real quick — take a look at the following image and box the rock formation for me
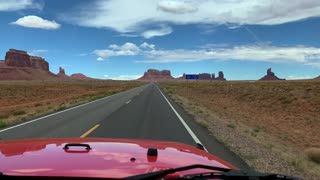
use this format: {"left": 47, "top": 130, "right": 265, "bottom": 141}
{"left": 0, "top": 49, "right": 95, "bottom": 80}
{"left": 215, "top": 71, "right": 226, "bottom": 81}
{"left": 0, "top": 49, "right": 58, "bottom": 80}
{"left": 30, "top": 56, "right": 49, "bottom": 71}
{"left": 4, "top": 49, "right": 49, "bottom": 71}
{"left": 70, "top": 73, "right": 92, "bottom": 80}
{"left": 199, "top": 73, "right": 212, "bottom": 80}
{"left": 5, "top": 49, "right": 31, "bottom": 67}
{"left": 59, "top": 67, "right": 65, "bottom": 74}
{"left": 57, "top": 67, "right": 68, "bottom": 78}
{"left": 177, "top": 71, "right": 226, "bottom": 81}
{"left": 138, "top": 69, "right": 174, "bottom": 80}
{"left": 259, "top": 68, "right": 285, "bottom": 80}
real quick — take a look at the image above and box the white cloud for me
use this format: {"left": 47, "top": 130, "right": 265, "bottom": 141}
{"left": 199, "top": 43, "right": 229, "bottom": 49}
{"left": 109, "top": 42, "right": 140, "bottom": 52}
{"left": 103, "top": 74, "right": 109, "bottom": 78}
{"left": 0, "top": 0, "right": 43, "bottom": 11}
{"left": 97, "top": 57, "right": 104, "bottom": 61}
{"left": 140, "top": 42, "right": 155, "bottom": 49}
{"left": 141, "top": 26, "right": 172, "bottom": 38}
{"left": 304, "top": 62, "right": 320, "bottom": 67}
{"left": 28, "top": 49, "right": 48, "bottom": 56}
{"left": 64, "top": 0, "right": 320, "bottom": 36}
{"left": 11, "top": 15, "right": 61, "bottom": 29}
{"left": 109, "top": 75, "right": 142, "bottom": 80}
{"left": 93, "top": 42, "right": 320, "bottom": 68}
{"left": 228, "top": 25, "right": 241, "bottom": 29}
{"left": 118, "top": 33, "right": 139, "bottom": 37}
{"left": 94, "top": 42, "right": 140, "bottom": 59}
{"left": 157, "top": 0, "right": 197, "bottom": 14}
{"left": 138, "top": 45, "right": 320, "bottom": 64}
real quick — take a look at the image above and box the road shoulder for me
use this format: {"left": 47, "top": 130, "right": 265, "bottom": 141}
{"left": 156, "top": 84, "right": 251, "bottom": 171}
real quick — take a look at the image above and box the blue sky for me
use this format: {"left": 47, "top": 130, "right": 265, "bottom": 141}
{"left": 0, "top": 0, "right": 320, "bottom": 80}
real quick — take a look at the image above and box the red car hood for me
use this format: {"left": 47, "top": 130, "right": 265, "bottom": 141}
{"left": 0, "top": 138, "right": 237, "bottom": 178}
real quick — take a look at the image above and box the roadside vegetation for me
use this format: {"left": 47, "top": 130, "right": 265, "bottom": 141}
{"left": 160, "top": 80, "right": 320, "bottom": 179}
{"left": 0, "top": 80, "right": 145, "bottom": 127}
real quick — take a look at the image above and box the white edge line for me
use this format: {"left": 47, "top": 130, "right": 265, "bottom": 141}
{"left": 156, "top": 85, "right": 208, "bottom": 152}
{"left": 0, "top": 85, "right": 146, "bottom": 133}
{"left": 126, "top": 100, "right": 131, "bottom": 104}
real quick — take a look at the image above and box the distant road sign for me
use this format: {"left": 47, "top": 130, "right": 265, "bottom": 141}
{"left": 185, "top": 74, "right": 199, "bottom": 80}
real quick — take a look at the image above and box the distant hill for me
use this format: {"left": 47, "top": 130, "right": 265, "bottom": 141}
{"left": 70, "top": 73, "right": 93, "bottom": 80}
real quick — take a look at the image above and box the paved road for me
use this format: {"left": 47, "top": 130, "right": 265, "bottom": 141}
{"left": 0, "top": 83, "right": 250, "bottom": 170}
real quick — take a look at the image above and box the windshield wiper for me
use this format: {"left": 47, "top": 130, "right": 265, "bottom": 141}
{"left": 123, "top": 164, "right": 302, "bottom": 180}
{"left": 123, "top": 164, "right": 230, "bottom": 180}
{"left": 181, "top": 169, "right": 302, "bottom": 180}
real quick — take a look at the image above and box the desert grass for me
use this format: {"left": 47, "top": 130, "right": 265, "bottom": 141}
{"left": 160, "top": 80, "right": 320, "bottom": 179}
{"left": 0, "top": 80, "right": 145, "bottom": 126}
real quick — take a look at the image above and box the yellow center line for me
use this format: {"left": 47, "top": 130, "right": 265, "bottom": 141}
{"left": 80, "top": 124, "right": 100, "bottom": 138}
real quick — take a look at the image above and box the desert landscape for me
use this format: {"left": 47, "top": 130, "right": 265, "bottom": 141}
{"left": 0, "top": 49, "right": 145, "bottom": 126}
{"left": 0, "top": 80, "right": 145, "bottom": 127}
{"left": 1, "top": 48, "right": 319, "bottom": 179}
{"left": 159, "top": 80, "right": 320, "bottom": 179}
{"left": 2, "top": 1, "right": 320, "bottom": 179}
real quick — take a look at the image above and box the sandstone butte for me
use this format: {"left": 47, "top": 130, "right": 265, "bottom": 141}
{"left": 0, "top": 49, "right": 92, "bottom": 80}
{"left": 259, "top": 68, "right": 285, "bottom": 81}
{"left": 138, "top": 69, "right": 174, "bottom": 81}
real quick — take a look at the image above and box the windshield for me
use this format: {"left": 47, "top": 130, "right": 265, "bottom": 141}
{"left": 0, "top": 0, "right": 319, "bottom": 179}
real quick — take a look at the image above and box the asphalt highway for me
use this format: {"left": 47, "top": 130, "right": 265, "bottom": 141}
{"left": 0, "top": 83, "right": 250, "bottom": 170}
